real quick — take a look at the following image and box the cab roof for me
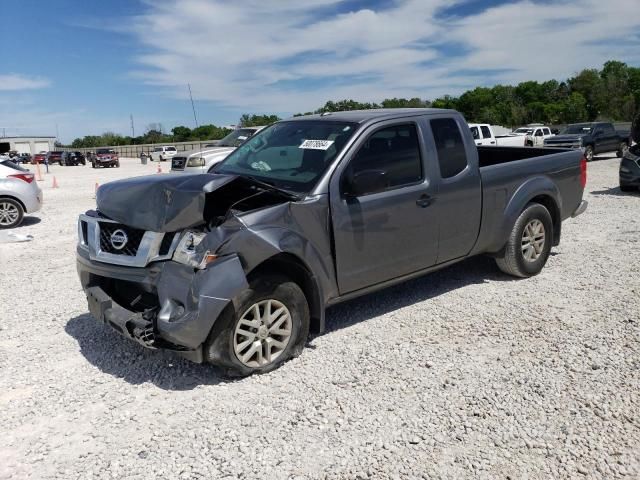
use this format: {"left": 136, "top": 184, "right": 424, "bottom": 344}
{"left": 283, "top": 108, "right": 457, "bottom": 124}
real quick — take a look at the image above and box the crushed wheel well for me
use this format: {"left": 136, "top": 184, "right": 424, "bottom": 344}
{"left": 247, "top": 253, "right": 323, "bottom": 333}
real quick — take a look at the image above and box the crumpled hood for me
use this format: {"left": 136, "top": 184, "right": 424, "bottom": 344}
{"left": 96, "top": 173, "right": 237, "bottom": 232}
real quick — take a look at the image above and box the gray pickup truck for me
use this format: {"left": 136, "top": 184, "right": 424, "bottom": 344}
{"left": 77, "top": 109, "right": 588, "bottom": 376}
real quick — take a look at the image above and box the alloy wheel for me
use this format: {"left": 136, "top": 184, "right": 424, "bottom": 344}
{"left": 521, "top": 219, "right": 545, "bottom": 262}
{"left": 233, "top": 299, "right": 293, "bottom": 368}
{"left": 0, "top": 202, "right": 20, "bottom": 226}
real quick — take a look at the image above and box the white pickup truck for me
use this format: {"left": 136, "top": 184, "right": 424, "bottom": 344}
{"left": 523, "top": 125, "right": 555, "bottom": 147}
{"left": 468, "top": 124, "right": 525, "bottom": 147}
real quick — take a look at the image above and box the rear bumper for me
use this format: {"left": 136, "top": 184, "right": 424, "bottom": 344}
{"left": 76, "top": 249, "right": 249, "bottom": 362}
{"left": 571, "top": 200, "right": 588, "bottom": 218}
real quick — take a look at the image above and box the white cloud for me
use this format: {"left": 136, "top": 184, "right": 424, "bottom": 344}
{"left": 123, "top": 0, "right": 639, "bottom": 113}
{"left": 0, "top": 74, "right": 51, "bottom": 91}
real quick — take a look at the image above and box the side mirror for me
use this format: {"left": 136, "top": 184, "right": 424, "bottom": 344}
{"left": 344, "top": 170, "right": 388, "bottom": 197}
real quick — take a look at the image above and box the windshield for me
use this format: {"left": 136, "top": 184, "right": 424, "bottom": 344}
{"left": 514, "top": 128, "right": 532, "bottom": 134}
{"left": 562, "top": 124, "right": 592, "bottom": 134}
{"left": 217, "top": 129, "right": 259, "bottom": 147}
{"left": 213, "top": 121, "right": 358, "bottom": 193}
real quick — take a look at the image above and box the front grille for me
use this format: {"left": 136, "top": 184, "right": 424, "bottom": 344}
{"left": 99, "top": 222, "right": 145, "bottom": 256}
{"left": 172, "top": 157, "right": 186, "bottom": 170}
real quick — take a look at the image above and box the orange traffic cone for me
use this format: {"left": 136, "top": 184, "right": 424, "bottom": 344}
{"left": 157, "top": 164, "right": 162, "bottom": 174}
{"left": 35, "top": 162, "right": 43, "bottom": 181}
{"left": 52, "top": 176, "right": 59, "bottom": 188}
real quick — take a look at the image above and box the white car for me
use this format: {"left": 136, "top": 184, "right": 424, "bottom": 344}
{"left": 0, "top": 159, "right": 42, "bottom": 229}
{"left": 150, "top": 145, "right": 178, "bottom": 162}
{"left": 468, "top": 124, "right": 525, "bottom": 147}
{"left": 524, "top": 125, "right": 555, "bottom": 147}
{"left": 170, "top": 127, "right": 264, "bottom": 174}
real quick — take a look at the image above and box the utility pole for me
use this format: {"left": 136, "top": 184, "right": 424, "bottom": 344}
{"left": 188, "top": 83, "right": 199, "bottom": 128}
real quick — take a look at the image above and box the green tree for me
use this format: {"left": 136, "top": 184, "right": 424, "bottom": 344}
{"left": 172, "top": 125, "right": 192, "bottom": 142}
{"left": 239, "top": 114, "right": 281, "bottom": 127}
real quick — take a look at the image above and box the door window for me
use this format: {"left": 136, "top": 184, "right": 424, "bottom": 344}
{"left": 470, "top": 126, "right": 480, "bottom": 140}
{"left": 480, "top": 126, "right": 492, "bottom": 139}
{"left": 344, "top": 124, "right": 423, "bottom": 196}
{"left": 430, "top": 118, "right": 468, "bottom": 178}
{"left": 535, "top": 129, "right": 543, "bottom": 137}
{"left": 543, "top": 128, "right": 551, "bottom": 135}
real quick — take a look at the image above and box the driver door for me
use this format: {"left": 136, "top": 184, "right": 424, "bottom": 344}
{"left": 329, "top": 121, "right": 439, "bottom": 294}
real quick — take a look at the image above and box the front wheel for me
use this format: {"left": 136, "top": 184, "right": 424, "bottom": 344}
{"left": 617, "top": 142, "right": 629, "bottom": 158}
{"left": 205, "top": 276, "right": 310, "bottom": 377}
{"left": 495, "top": 203, "right": 553, "bottom": 278}
{"left": 0, "top": 198, "right": 24, "bottom": 229}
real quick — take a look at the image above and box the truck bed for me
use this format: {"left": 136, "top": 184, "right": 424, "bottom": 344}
{"left": 478, "top": 146, "right": 563, "bottom": 167}
{"left": 471, "top": 145, "right": 586, "bottom": 256}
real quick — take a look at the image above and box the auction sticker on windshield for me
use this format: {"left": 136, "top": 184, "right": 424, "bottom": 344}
{"left": 299, "top": 139, "right": 334, "bottom": 150}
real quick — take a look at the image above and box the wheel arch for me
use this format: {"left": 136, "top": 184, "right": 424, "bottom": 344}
{"left": 247, "top": 252, "right": 324, "bottom": 334}
{"left": 496, "top": 177, "right": 562, "bottom": 251}
{"left": 0, "top": 194, "right": 26, "bottom": 212}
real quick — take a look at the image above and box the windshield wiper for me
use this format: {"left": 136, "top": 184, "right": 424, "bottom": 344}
{"left": 242, "top": 175, "right": 302, "bottom": 200}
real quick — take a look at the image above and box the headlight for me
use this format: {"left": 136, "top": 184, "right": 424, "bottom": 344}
{"left": 186, "top": 157, "right": 205, "bottom": 167}
{"left": 172, "top": 230, "right": 216, "bottom": 269}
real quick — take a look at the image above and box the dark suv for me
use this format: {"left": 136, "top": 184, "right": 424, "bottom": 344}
{"left": 61, "top": 151, "right": 86, "bottom": 166}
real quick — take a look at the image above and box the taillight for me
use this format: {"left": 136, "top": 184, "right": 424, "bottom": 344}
{"left": 8, "top": 173, "right": 35, "bottom": 184}
{"left": 580, "top": 156, "right": 587, "bottom": 188}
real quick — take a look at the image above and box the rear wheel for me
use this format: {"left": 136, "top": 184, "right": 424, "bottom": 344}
{"left": 620, "top": 184, "right": 635, "bottom": 192}
{"left": 617, "top": 142, "right": 629, "bottom": 158}
{"left": 584, "top": 145, "right": 594, "bottom": 161}
{"left": 0, "top": 198, "right": 24, "bottom": 229}
{"left": 205, "top": 276, "right": 309, "bottom": 377}
{"left": 495, "top": 203, "right": 553, "bottom": 278}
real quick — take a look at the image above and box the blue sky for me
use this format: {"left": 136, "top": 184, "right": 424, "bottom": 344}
{"left": 1, "top": 0, "right": 639, "bottom": 143}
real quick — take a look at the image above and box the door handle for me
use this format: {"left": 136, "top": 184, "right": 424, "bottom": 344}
{"left": 490, "top": 141, "right": 495, "bottom": 144}
{"left": 416, "top": 194, "right": 433, "bottom": 208}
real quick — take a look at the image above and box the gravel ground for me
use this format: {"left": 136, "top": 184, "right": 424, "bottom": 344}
{"left": 0, "top": 155, "right": 639, "bottom": 479}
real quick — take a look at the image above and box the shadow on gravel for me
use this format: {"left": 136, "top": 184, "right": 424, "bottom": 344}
{"left": 65, "top": 314, "right": 230, "bottom": 390}
{"left": 66, "top": 256, "right": 513, "bottom": 387}
{"left": 323, "top": 255, "right": 514, "bottom": 334}
{"left": 590, "top": 187, "right": 638, "bottom": 197}
{"left": 15, "top": 216, "right": 42, "bottom": 228}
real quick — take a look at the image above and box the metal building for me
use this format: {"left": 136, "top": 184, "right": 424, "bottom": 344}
{"left": 0, "top": 136, "right": 56, "bottom": 155}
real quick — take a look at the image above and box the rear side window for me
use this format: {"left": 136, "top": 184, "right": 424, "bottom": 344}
{"left": 543, "top": 128, "right": 551, "bottom": 135}
{"left": 430, "top": 118, "right": 468, "bottom": 178}
{"left": 480, "top": 126, "right": 491, "bottom": 139}
{"left": 346, "top": 124, "right": 423, "bottom": 195}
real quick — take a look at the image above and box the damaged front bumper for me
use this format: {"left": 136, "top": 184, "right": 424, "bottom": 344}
{"left": 76, "top": 248, "right": 248, "bottom": 363}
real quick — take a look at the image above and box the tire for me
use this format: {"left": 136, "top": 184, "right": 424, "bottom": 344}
{"left": 617, "top": 142, "right": 629, "bottom": 158}
{"left": 92, "top": 162, "right": 96, "bottom": 168}
{"left": 584, "top": 145, "right": 594, "bottom": 162}
{"left": 159, "top": 156, "right": 164, "bottom": 162}
{"left": 204, "top": 276, "right": 310, "bottom": 377}
{"left": 620, "top": 184, "right": 635, "bottom": 192}
{"left": 495, "top": 203, "right": 553, "bottom": 278}
{"left": 116, "top": 161, "right": 120, "bottom": 168}
{"left": 0, "top": 198, "right": 24, "bottom": 229}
